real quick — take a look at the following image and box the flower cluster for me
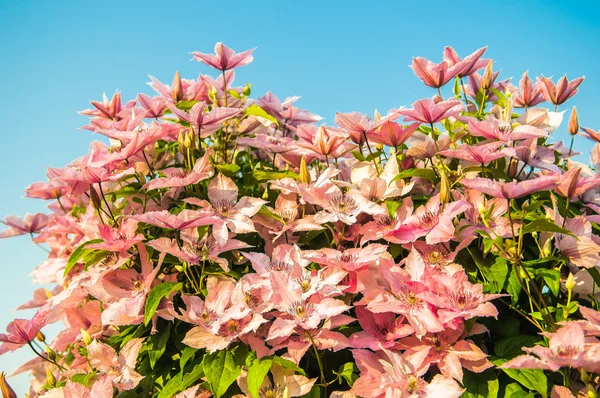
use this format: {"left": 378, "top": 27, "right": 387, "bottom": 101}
{"left": 1, "top": 42, "right": 600, "bottom": 397}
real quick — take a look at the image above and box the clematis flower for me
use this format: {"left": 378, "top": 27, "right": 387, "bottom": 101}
{"left": 517, "top": 107, "right": 565, "bottom": 133}
{"left": 397, "top": 98, "right": 464, "bottom": 125}
{"left": 581, "top": 127, "right": 600, "bottom": 143}
{"left": 0, "top": 213, "right": 50, "bottom": 238}
{"left": 501, "top": 322, "right": 600, "bottom": 372}
{"left": 440, "top": 142, "right": 512, "bottom": 164}
{"left": 87, "top": 219, "right": 144, "bottom": 255}
{"left": 296, "top": 125, "right": 355, "bottom": 160}
{"left": 349, "top": 158, "right": 414, "bottom": 201}
{"left": 129, "top": 209, "right": 219, "bottom": 230}
{"left": 136, "top": 93, "right": 167, "bottom": 118}
{"left": 460, "top": 175, "right": 558, "bottom": 200}
{"left": 513, "top": 139, "right": 562, "bottom": 173}
{"left": 334, "top": 111, "right": 373, "bottom": 145}
{"left": 257, "top": 91, "right": 322, "bottom": 128}
{"left": 145, "top": 148, "right": 214, "bottom": 190}
{"left": 400, "top": 327, "right": 492, "bottom": 382}
{"left": 0, "top": 304, "right": 51, "bottom": 350}
{"left": 44, "top": 375, "right": 114, "bottom": 398}
{"left": 537, "top": 75, "right": 585, "bottom": 106}
{"left": 351, "top": 348, "right": 464, "bottom": 398}
{"left": 443, "top": 46, "right": 489, "bottom": 78}
{"left": 192, "top": 42, "right": 255, "bottom": 71}
{"left": 555, "top": 167, "right": 600, "bottom": 199}
{"left": 387, "top": 194, "right": 470, "bottom": 244}
{"left": 410, "top": 48, "right": 478, "bottom": 88}
{"left": 166, "top": 101, "right": 240, "bottom": 138}
{"left": 349, "top": 306, "right": 413, "bottom": 350}
{"left": 514, "top": 71, "right": 545, "bottom": 108}
{"left": 459, "top": 189, "right": 513, "bottom": 240}
{"left": 148, "top": 74, "right": 209, "bottom": 103}
{"left": 87, "top": 338, "right": 145, "bottom": 391}
{"left": 468, "top": 117, "right": 548, "bottom": 142}
{"left": 236, "top": 133, "right": 296, "bottom": 154}
{"left": 184, "top": 174, "right": 266, "bottom": 246}
{"left": 236, "top": 364, "right": 317, "bottom": 398}
{"left": 368, "top": 120, "right": 420, "bottom": 148}
{"left": 79, "top": 90, "right": 132, "bottom": 120}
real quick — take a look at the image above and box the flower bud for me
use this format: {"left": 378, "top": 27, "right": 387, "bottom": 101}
{"left": 481, "top": 61, "right": 494, "bottom": 90}
{"left": 568, "top": 106, "right": 579, "bottom": 136}
{"left": 46, "top": 368, "right": 56, "bottom": 388}
{"left": 81, "top": 328, "right": 92, "bottom": 345}
{"left": 183, "top": 131, "right": 193, "bottom": 149}
{"left": 433, "top": 95, "right": 443, "bottom": 104}
{"left": 299, "top": 156, "right": 312, "bottom": 185}
{"left": 565, "top": 273, "right": 576, "bottom": 291}
{"left": 373, "top": 110, "right": 381, "bottom": 123}
{"left": 243, "top": 83, "right": 252, "bottom": 97}
{"left": 89, "top": 185, "right": 102, "bottom": 210}
{"left": 588, "top": 384, "right": 598, "bottom": 398}
{"left": 172, "top": 71, "right": 184, "bottom": 102}
{"left": 35, "top": 331, "right": 45, "bottom": 342}
{"left": 0, "top": 372, "right": 17, "bottom": 398}
{"left": 439, "top": 168, "right": 451, "bottom": 205}
{"left": 519, "top": 266, "right": 528, "bottom": 280}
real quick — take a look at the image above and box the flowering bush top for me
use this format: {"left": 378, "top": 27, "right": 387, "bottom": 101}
{"left": 1, "top": 42, "right": 600, "bottom": 398}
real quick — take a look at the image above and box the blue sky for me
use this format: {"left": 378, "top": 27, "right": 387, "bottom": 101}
{"left": 1, "top": 0, "right": 599, "bottom": 393}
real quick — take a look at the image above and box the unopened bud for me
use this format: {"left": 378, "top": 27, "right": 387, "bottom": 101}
{"left": 183, "top": 132, "right": 193, "bottom": 149}
{"left": 566, "top": 273, "right": 576, "bottom": 291}
{"left": 439, "top": 168, "right": 451, "bottom": 205}
{"left": 373, "top": 110, "right": 381, "bottom": 123}
{"left": 46, "top": 369, "right": 56, "bottom": 388}
{"left": 375, "top": 144, "right": 384, "bottom": 152}
{"left": 45, "top": 347, "right": 56, "bottom": 362}
{"left": 299, "top": 156, "right": 312, "bottom": 184}
{"left": 243, "top": 83, "right": 252, "bottom": 97}
{"left": 519, "top": 266, "right": 528, "bottom": 280}
{"left": 172, "top": 71, "right": 183, "bottom": 102}
{"left": 588, "top": 384, "right": 598, "bottom": 398}
{"left": 89, "top": 185, "right": 102, "bottom": 210}
{"left": 481, "top": 61, "right": 494, "bottom": 90}
{"left": 0, "top": 372, "right": 17, "bottom": 398}
{"left": 433, "top": 95, "right": 443, "bottom": 104}
{"left": 568, "top": 106, "right": 579, "bottom": 136}
{"left": 81, "top": 328, "right": 92, "bottom": 345}
{"left": 35, "top": 331, "right": 45, "bottom": 342}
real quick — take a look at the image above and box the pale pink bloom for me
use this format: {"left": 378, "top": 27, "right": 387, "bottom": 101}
{"left": 350, "top": 159, "right": 414, "bottom": 201}
{"left": 166, "top": 101, "right": 240, "bottom": 138}
{"left": 578, "top": 306, "right": 600, "bottom": 336}
{"left": 410, "top": 51, "right": 467, "bottom": 88}
{"left": 369, "top": 120, "right": 420, "bottom": 148}
{"left": 514, "top": 71, "right": 545, "bottom": 108}
{"left": 358, "top": 198, "right": 413, "bottom": 245}
{"left": 458, "top": 189, "right": 513, "bottom": 240}
{"left": 237, "top": 133, "right": 296, "bottom": 153}
{"left": 388, "top": 195, "right": 470, "bottom": 244}
{"left": 184, "top": 174, "right": 266, "bottom": 246}
{"left": 192, "top": 42, "right": 255, "bottom": 71}
{"left": 25, "top": 181, "right": 67, "bottom": 200}
{"left": 129, "top": 209, "right": 219, "bottom": 230}
{"left": 16, "top": 287, "right": 60, "bottom": 311}
{"left": 468, "top": 117, "right": 548, "bottom": 142}
{"left": 581, "top": 127, "right": 600, "bottom": 143}
{"left": 87, "top": 219, "right": 144, "bottom": 255}
{"left": 556, "top": 167, "right": 600, "bottom": 199}
{"left": 45, "top": 375, "right": 114, "bottom": 398}
{"left": 145, "top": 148, "right": 214, "bottom": 190}
{"left": 148, "top": 231, "right": 249, "bottom": 271}
{"left": 305, "top": 244, "right": 391, "bottom": 273}
{"left": 537, "top": 75, "right": 585, "bottom": 106}
{"left": 362, "top": 265, "right": 443, "bottom": 337}
{"left": 513, "top": 139, "right": 562, "bottom": 173}
{"left": 501, "top": 323, "right": 600, "bottom": 372}
{"left": 242, "top": 244, "right": 309, "bottom": 278}
{"left": 424, "top": 271, "right": 503, "bottom": 324}
{"left": 401, "top": 327, "right": 492, "bottom": 382}
{"left": 335, "top": 111, "right": 373, "bottom": 145}
{"left": 236, "top": 364, "right": 317, "bottom": 398}
{"left": 349, "top": 306, "right": 413, "bottom": 350}
{"left": 440, "top": 142, "right": 512, "bottom": 164}
{"left": 443, "top": 46, "right": 489, "bottom": 78}
{"left": 517, "top": 107, "right": 565, "bottom": 133}
{"left": 148, "top": 75, "right": 209, "bottom": 103}
{"left": 79, "top": 90, "right": 133, "bottom": 120}
{"left": 257, "top": 91, "right": 322, "bottom": 128}
{"left": 405, "top": 132, "right": 453, "bottom": 159}
{"left": 136, "top": 93, "right": 166, "bottom": 118}
{"left": 296, "top": 125, "right": 355, "bottom": 159}
{"left": 397, "top": 98, "right": 464, "bottom": 124}
{"left": 0, "top": 304, "right": 51, "bottom": 349}
{"left": 351, "top": 348, "right": 464, "bottom": 398}
{"left": 404, "top": 242, "right": 466, "bottom": 276}
{"left": 551, "top": 385, "right": 577, "bottom": 398}
{"left": 460, "top": 175, "right": 558, "bottom": 200}
{"left": 88, "top": 338, "right": 145, "bottom": 391}
{"left": 252, "top": 193, "right": 322, "bottom": 242}
{"left": 0, "top": 213, "right": 50, "bottom": 238}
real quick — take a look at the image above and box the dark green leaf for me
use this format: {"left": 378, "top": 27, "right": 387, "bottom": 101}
{"left": 493, "top": 359, "right": 547, "bottom": 397}
{"left": 247, "top": 356, "right": 273, "bottom": 398}
{"left": 63, "top": 239, "right": 104, "bottom": 276}
{"left": 215, "top": 164, "right": 241, "bottom": 177}
{"left": 494, "top": 335, "right": 540, "bottom": 359}
{"left": 389, "top": 168, "right": 438, "bottom": 184}
{"left": 461, "top": 370, "right": 499, "bottom": 398}
{"left": 522, "top": 219, "right": 576, "bottom": 237}
{"left": 204, "top": 345, "right": 247, "bottom": 398}
{"left": 148, "top": 323, "right": 170, "bottom": 369}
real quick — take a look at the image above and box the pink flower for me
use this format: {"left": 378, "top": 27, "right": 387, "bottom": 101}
{"left": 87, "top": 219, "right": 145, "bottom": 255}
{"left": 501, "top": 323, "right": 600, "bottom": 372}
{"left": 257, "top": 91, "right": 322, "bottom": 128}
{"left": 556, "top": 167, "right": 600, "bottom": 199}
{"left": 440, "top": 142, "right": 512, "bottom": 164}
{"left": 368, "top": 120, "right": 420, "bottom": 148}
{"left": 0, "top": 213, "right": 50, "bottom": 238}
{"left": 443, "top": 46, "right": 489, "bottom": 78}
{"left": 129, "top": 209, "right": 219, "bottom": 230}
{"left": 460, "top": 175, "right": 558, "bottom": 200}
{"left": 145, "top": 148, "right": 215, "bottom": 190}
{"left": 137, "top": 93, "right": 166, "bottom": 118}
{"left": 296, "top": 125, "right": 355, "bottom": 159}
{"left": 397, "top": 98, "right": 464, "bottom": 124}
{"left": 468, "top": 117, "right": 548, "bottom": 142}
{"left": 192, "top": 42, "right": 255, "bottom": 71}
{"left": 166, "top": 101, "right": 240, "bottom": 138}
{"left": 0, "top": 304, "right": 50, "bottom": 349}
{"left": 87, "top": 338, "right": 145, "bottom": 391}
{"left": 349, "top": 306, "right": 413, "bottom": 350}
{"left": 537, "top": 75, "right": 585, "bottom": 106}
{"left": 79, "top": 91, "right": 132, "bottom": 120}
{"left": 515, "top": 71, "right": 545, "bottom": 108}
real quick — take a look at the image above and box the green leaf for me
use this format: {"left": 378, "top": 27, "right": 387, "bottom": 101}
{"left": 503, "top": 382, "right": 534, "bottom": 398}
{"left": 536, "top": 269, "right": 560, "bottom": 296}
{"left": 247, "top": 356, "right": 273, "bottom": 398}
{"left": 144, "top": 282, "right": 182, "bottom": 325}
{"left": 504, "top": 266, "right": 522, "bottom": 305}
{"left": 461, "top": 370, "right": 499, "bottom": 398}
{"left": 522, "top": 219, "right": 576, "bottom": 237}
{"left": 158, "top": 358, "right": 204, "bottom": 398}
{"left": 493, "top": 359, "right": 547, "bottom": 397}
{"left": 481, "top": 257, "right": 509, "bottom": 294}
{"left": 148, "top": 322, "right": 170, "bottom": 369}
{"left": 63, "top": 239, "right": 104, "bottom": 276}
{"left": 587, "top": 267, "right": 600, "bottom": 290}
{"left": 333, "top": 362, "right": 358, "bottom": 387}
{"left": 390, "top": 168, "right": 438, "bottom": 184}
{"left": 204, "top": 345, "right": 247, "bottom": 398}
{"left": 215, "top": 164, "right": 241, "bottom": 177}
{"left": 176, "top": 100, "right": 200, "bottom": 111}
{"left": 272, "top": 356, "right": 307, "bottom": 376}
{"left": 71, "top": 372, "right": 97, "bottom": 386}
{"left": 494, "top": 335, "right": 540, "bottom": 359}
{"left": 244, "top": 170, "right": 299, "bottom": 185}
{"left": 180, "top": 346, "right": 197, "bottom": 370}
{"left": 352, "top": 151, "right": 367, "bottom": 162}
{"left": 244, "top": 104, "right": 279, "bottom": 127}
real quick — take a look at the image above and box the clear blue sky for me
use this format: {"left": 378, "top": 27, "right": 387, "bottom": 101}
{"left": 1, "top": 0, "right": 599, "bottom": 393}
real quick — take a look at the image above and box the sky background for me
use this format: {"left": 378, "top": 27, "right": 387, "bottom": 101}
{"left": 1, "top": 0, "right": 599, "bottom": 394}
